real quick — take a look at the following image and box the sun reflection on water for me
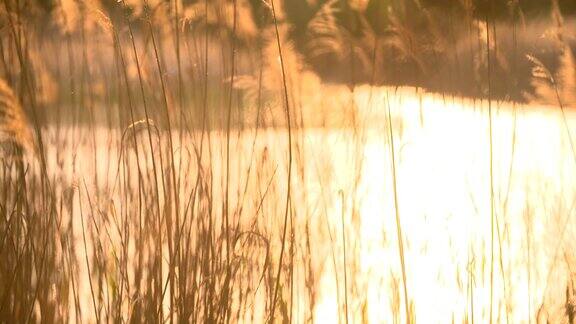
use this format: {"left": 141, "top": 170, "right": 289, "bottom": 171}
{"left": 45, "top": 86, "right": 576, "bottom": 323}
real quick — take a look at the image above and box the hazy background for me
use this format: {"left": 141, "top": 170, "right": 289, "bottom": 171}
{"left": 3, "top": 0, "right": 576, "bottom": 126}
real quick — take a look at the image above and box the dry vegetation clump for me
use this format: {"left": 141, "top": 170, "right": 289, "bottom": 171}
{"left": 0, "top": 79, "right": 33, "bottom": 155}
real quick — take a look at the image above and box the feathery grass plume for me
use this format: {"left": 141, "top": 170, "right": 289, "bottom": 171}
{"left": 304, "top": 0, "right": 375, "bottom": 78}
{"left": 526, "top": 50, "right": 576, "bottom": 169}
{"left": 53, "top": 0, "right": 80, "bottom": 34}
{"left": 232, "top": 0, "right": 259, "bottom": 40}
{"left": 525, "top": 51, "right": 575, "bottom": 106}
{"left": 472, "top": 20, "right": 510, "bottom": 93}
{"left": 92, "top": 8, "right": 114, "bottom": 32}
{"left": 182, "top": 1, "right": 219, "bottom": 30}
{"left": 87, "top": 9, "right": 115, "bottom": 62}
{"left": 305, "top": 0, "right": 343, "bottom": 60}
{"left": 551, "top": 0, "right": 576, "bottom": 105}
{"left": 526, "top": 0, "right": 575, "bottom": 106}
{"left": 222, "top": 14, "right": 322, "bottom": 120}
{"left": 0, "top": 78, "right": 33, "bottom": 155}
{"left": 183, "top": 0, "right": 258, "bottom": 43}
{"left": 53, "top": 0, "right": 106, "bottom": 35}
{"left": 271, "top": 34, "right": 322, "bottom": 118}
{"left": 27, "top": 44, "right": 59, "bottom": 106}
{"left": 382, "top": 4, "right": 429, "bottom": 75}
{"left": 353, "top": 14, "right": 386, "bottom": 78}
{"left": 123, "top": 0, "right": 147, "bottom": 18}
{"left": 137, "top": 0, "right": 179, "bottom": 41}
{"left": 81, "top": 0, "right": 107, "bottom": 33}
{"left": 263, "top": 25, "right": 307, "bottom": 88}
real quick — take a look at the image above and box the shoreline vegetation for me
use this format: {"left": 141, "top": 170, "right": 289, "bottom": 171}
{"left": 0, "top": 0, "right": 574, "bottom": 127}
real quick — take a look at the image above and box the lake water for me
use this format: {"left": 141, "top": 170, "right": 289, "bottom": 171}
{"left": 36, "top": 86, "right": 576, "bottom": 323}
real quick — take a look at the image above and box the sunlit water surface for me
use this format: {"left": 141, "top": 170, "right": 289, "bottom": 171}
{"left": 40, "top": 86, "right": 576, "bottom": 323}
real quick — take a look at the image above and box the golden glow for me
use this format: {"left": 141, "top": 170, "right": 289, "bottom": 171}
{"left": 43, "top": 86, "right": 576, "bottom": 323}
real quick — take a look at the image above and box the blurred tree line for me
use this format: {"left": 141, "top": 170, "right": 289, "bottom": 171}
{"left": 3, "top": 0, "right": 575, "bottom": 102}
